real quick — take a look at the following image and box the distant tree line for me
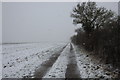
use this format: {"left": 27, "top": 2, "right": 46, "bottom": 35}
{"left": 71, "top": 2, "right": 120, "bottom": 68}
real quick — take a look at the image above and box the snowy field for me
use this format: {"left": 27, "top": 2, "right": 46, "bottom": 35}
{"left": 0, "top": 44, "right": 2, "bottom": 79}
{"left": 2, "top": 42, "right": 67, "bottom": 78}
{"left": 2, "top": 42, "right": 119, "bottom": 78}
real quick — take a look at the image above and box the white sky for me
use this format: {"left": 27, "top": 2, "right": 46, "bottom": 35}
{"left": 2, "top": 2, "right": 76, "bottom": 43}
{"left": 1, "top": 0, "right": 120, "bottom": 2}
{"left": 2, "top": 2, "right": 118, "bottom": 43}
{"left": 0, "top": 2, "right": 1, "bottom": 44}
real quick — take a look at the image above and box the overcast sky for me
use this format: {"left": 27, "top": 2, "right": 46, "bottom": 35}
{"left": 2, "top": 2, "right": 118, "bottom": 43}
{"left": 0, "top": 2, "right": 1, "bottom": 44}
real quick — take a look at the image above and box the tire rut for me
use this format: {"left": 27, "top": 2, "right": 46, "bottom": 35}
{"left": 65, "top": 43, "right": 80, "bottom": 78}
{"left": 33, "top": 45, "right": 67, "bottom": 78}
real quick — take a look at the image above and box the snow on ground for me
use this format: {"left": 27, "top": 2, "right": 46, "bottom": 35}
{"left": 44, "top": 43, "right": 118, "bottom": 78}
{"left": 0, "top": 44, "right": 2, "bottom": 79}
{"left": 2, "top": 42, "right": 66, "bottom": 78}
{"left": 2, "top": 42, "right": 119, "bottom": 78}
{"left": 43, "top": 44, "right": 70, "bottom": 78}
{"left": 73, "top": 44, "right": 118, "bottom": 78}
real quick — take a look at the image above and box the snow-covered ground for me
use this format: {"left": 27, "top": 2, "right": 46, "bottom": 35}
{"left": 43, "top": 43, "right": 119, "bottom": 78}
{"left": 2, "top": 42, "right": 66, "bottom": 78}
{"left": 73, "top": 45, "right": 119, "bottom": 78}
{"left": 0, "top": 44, "right": 2, "bottom": 79}
{"left": 44, "top": 44, "right": 70, "bottom": 78}
{"left": 2, "top": 42, "right": 119, "bottom": 78}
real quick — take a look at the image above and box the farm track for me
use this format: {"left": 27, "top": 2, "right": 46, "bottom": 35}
{"left": 33, "top": 45, "right": 67, "bottom": 78}
{"left": 65, "top": 43, "right": 80, "bottom": 78}
{"left": 33, "top": 43, "right": 81, "bottom": 78}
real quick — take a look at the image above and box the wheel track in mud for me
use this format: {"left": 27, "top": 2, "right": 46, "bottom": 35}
{"left": 65, "top": 43, "right": 81, "bottom": 79}
{"left": 23, "top": 43, "right": 81, "bottom": 79}
{"left": 32, "top": 44, "right": 68, "bottom": 78}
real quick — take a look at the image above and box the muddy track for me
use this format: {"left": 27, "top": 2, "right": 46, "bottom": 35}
{"left": 65, "top": 43, "right": 80, "bottom": 78}
{"left": 33, "top": 45, "right": 67, "bottom": 78}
